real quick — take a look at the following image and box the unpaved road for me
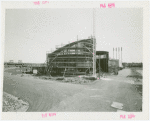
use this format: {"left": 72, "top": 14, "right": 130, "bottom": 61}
{"left": 3, "top": 69, "right": 142, "bottom": 112}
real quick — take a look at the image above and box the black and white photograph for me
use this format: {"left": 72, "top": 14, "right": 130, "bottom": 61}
{"left": 1, "top": 1, "right": 149, "bottom": 120}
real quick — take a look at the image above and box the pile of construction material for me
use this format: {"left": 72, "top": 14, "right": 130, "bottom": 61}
{"left": 57, "top": 76, "right": 97, "bottom": 84}
{"left": 36, "top": 76, "right": 97, "bottom": 84}
{"left": 3, "top": 92, "right": 29, "bottom": 112}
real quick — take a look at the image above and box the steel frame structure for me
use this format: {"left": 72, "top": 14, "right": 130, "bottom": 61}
{"left": 46, "top": 37, "right": 96, "bottom": 77}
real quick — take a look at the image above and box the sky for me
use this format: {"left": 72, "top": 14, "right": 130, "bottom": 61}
{"left": 4, "top": 8, "right": 143, "bottom": 63}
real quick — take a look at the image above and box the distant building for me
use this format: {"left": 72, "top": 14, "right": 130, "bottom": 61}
{"left": 108, "top": 59, "right": 119, "bottom": 73}
{"left": 18, "top": 60, "right": 22, "bottom": 63}
{"left": 96, "top": 51, "right": 109, "bottom": 73}
{"left": 9, "top": 60, "right": 14, "bottom": 63}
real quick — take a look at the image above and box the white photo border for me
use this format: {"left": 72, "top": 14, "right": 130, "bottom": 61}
{"left": 1, "top": 1, "right": 149, "bottom": 120}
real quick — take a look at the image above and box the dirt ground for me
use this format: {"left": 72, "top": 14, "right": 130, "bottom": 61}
{"left": 3, "top": 92, "right": 29, "bottom": 112}
{"left": 3, "top": 67, "right": 142, "bottom": 112}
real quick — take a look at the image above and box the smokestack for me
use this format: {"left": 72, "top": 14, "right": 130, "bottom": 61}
{"left": 116, "top": 48, "right": 117, "bottom": 59}
{"left": 118, "top": 47, "right": 120, "bottom": 61}
{"left": 113, "top": 48, "right": 114, "bottom": 59}
{"left": 121, "top": 47, "right": 122, "bottom": 63}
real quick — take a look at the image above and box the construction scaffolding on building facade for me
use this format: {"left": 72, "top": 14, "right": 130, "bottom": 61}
{"left": 45, "top": 37, "right": 96, "bottom": 77}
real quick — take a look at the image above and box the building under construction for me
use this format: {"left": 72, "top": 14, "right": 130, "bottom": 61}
{"left": 46, "top": 37, "right": 96, "bottom": 76}
{"left": 45, "top": 37, "right": 111, "bottom": 77}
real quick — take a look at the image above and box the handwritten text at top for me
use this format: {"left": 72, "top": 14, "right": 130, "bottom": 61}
{"left": 100, "top": 3, "right": 115, "bottom": 8}
{"left": 33, "top": 1, "right": 49, "bottom": 5}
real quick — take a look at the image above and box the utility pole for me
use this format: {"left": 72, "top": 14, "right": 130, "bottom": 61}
{"left": 93, "top": 37, "right": 96, "bottom": 77}
{"left": 99, "top": 55, "right": 101, "bottom": 79}
{"left": 92, "top": 8, "right": 96, "bottom": 77}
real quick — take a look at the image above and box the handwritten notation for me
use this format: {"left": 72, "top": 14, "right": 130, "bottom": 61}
{"left": 33, "top": 1, "right": 49, "bottom": 5}
{"left": 120, "top": 114, "right": 135, "bottom": 119}
{"left": 42, "top": 113, "right": 56, "bottom": 118}
{"left": 100, "top": 3, "right": 115, "bottom": 8}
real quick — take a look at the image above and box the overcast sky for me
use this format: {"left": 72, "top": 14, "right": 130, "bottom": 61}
{"left": 5, "top": 8, "right": 143, "bottom": 63}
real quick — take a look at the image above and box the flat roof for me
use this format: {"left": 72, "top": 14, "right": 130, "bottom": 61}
{"left": 96, "top": 51, "right": 109, "bottom": 55}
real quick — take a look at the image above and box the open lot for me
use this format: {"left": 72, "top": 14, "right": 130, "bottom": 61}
{"left": 3, "top": 67, "right": 142, "bottom": 112}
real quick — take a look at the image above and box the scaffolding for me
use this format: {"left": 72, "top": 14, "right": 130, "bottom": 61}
{"left": 46, "top": 37, "right": 96, "bottom": 77}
